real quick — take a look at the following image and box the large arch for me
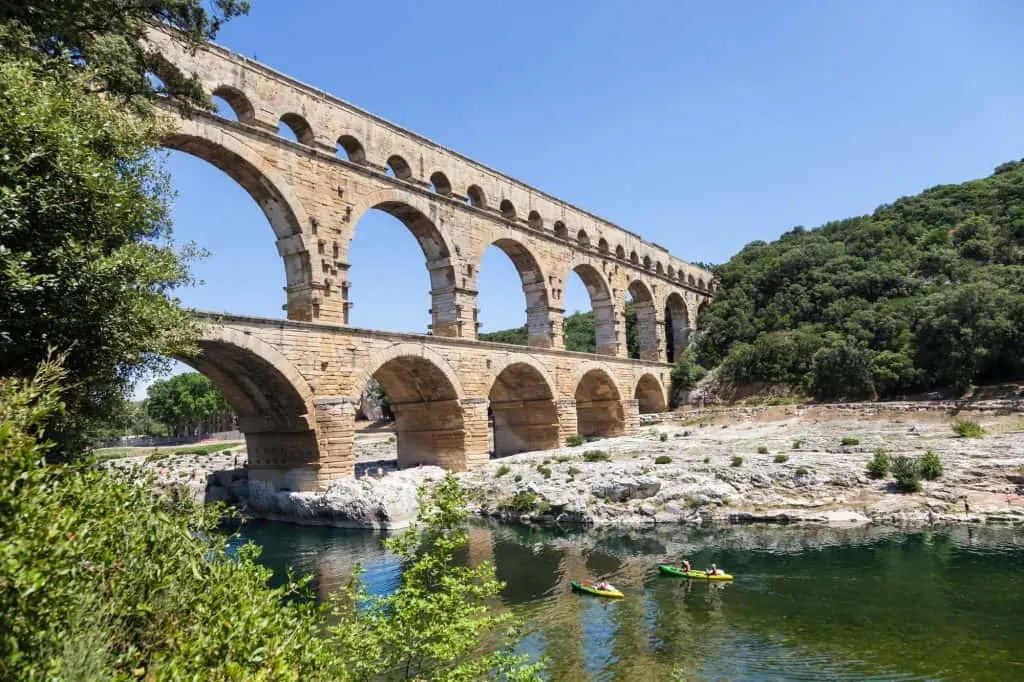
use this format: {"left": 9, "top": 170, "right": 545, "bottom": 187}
{"left": 664, "top": 292, "right": 690, "bottom": 363}
{"left": 351, "top": 345, "right": 469, "bottom": 470}
{"left": 626, "top": 279, "right": 659, "bottom": 361}
{"left": 483, "top": 237, "right": 552, "bottom": 347}
{"left": 634, "top": 373, "right": 666, "bottom": 414}
{"left": 181, "top": 325, "right": 319, "bottom": 490}
{"left": 574, "top": 368, "right": 624, "bottom": 438}
{"left": 570, "top": 264, "right": 618, "bottom": 355}
{"left": 488, "top": 360, "right": 559, "bottom": 456}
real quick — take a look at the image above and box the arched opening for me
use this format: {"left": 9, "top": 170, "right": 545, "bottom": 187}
{"left": 386, "top": 155, "right": 413, "bottom": 181}
{"left": 363, "top": 355, "right": 467, "bottom": 469}
{"left": 429, "top": 171, "right": 452, "bottom": 195}
{"left": 667, "top": 265, "right": 676, "bottom": 279}
{"left": 615, "top": 245, "right": 626, "bottom": 259}
{"left": 278, "top": 113, "right": 314, "bottom": 146}
{"left": 630, "top": 251, "right": 639, "bottom": 265}
{"left": 554, "top": 221, "right": 568, "bottom": 239}
{"left": 467, "top": 184, "right": 487, "bottom": 208}
{"left": 687, "top": 274, "right": 696, "bottom": 286}
{"left": 643, "top": 255, "right": 651, "bottom": 269}
{"left": 598, "top": 238, "right": 609, "bottom": 254}
{"left": 346, "top": 199, "right": 454, "bottom": 335}
{"left": 500, "top": 199, "right": 517, "bottom": 221}
{"left": 563, "top": 264, "right": 617, "bottom": 355}
{"left": 161, "top": 133, "right": 302, "bottom": 319}
{"left": 489, "top": 363, "right": 558, "bottom": 456}
{"left": 635, "top": 374, "right": 666, "bottom": 414}
{"left": 664, "top": 292, "right": 690, "bottom": 364}
{"left": 655, "top": 262, "right": 664, "bottom": 275}
{"left": 477, "top": 239, "right": 551, "bottom": 347}
{"left": 577, "top": 230, "right": 590, "bottom": 247}
{"left": 336, "top": 134, "right": 366, "bottom": 163}
{"left": 528, "top": 210, "right": 543, "bottom": 230}
{"left": 211, "top": 85, "right": 254, "bottom": 123}
{"left": 698, "top": 277, "right": 706, "bottom": 290}
{"left": 627, "top": 280, "right": 659, "bottom": 361}
{"left": 575, "top": 369, "right": 624, "bottom": 438}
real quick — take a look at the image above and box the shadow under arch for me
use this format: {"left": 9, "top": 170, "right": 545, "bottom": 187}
{"left": 483, "top": 237, "right": 553, "bottom": 347}
{"left": 634, "top": 373, "right": 666, "bottom": 414}
{"left": 487, "top": 358, "right": 559, "bottom": 457}
{"left": 574, "top": 366, "right": 624, "bottom": 438}
{"left": 664, "top": 292, "right": 690, "bottom": 363}
{"left": 179, "top": 324, "right": 319, "bottom": 490}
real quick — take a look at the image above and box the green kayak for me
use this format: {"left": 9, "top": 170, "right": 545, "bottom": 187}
{"left": 658, "top": 564, "right": 734, "bottom": 580}
{"left": 571, "top": 581, "right": 624, "bottom": 598}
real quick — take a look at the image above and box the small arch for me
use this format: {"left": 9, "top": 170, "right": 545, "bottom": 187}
{"left": 655, "top": 261, "right": 664, "bottom": 275}
{"left": 430, "top": 171, "right": 452, "bottom": 196}
{"left": 571, "top": 264, "right": 616, "bottom": 354}
{"left": 500, "top": 199, "right": 517, "bottom": 221}
{"left": 635, "top": 374, "right": 667, "bottom": 414}
{"left": 386, "top": 154, "right": 413, "bottom": 181}
{"left": 489, "top": 361, "right": 558, "bottom": 456}
{"left": 278, "top": 113, "right": 315, "bottom": 146}
{"left": 615, "top": 245, "right": 626, "bottom": 259}
{"left": 667, "top": 265, "right": 676, "bottom": 279}
{"left": 554, "top": 221, "right": 569, "bottom": 239}
{"left": 336, "top": 134, "right": 366, "bottom": 163}
{"left": 687, "top": 274, "right": 696, "bottom": 286}
{"left": 528, "top": 210, "right": 543, "bottom": 230}
{"left": 483, "top": 238, "right": 551, "bottom": 345}
{"left": 627, "top": 280, "right": 657, "bottom": 361}
{"left": 575, "top": 368, "right": 624, "bottom": 438}
{"left": 630, "top": 251, "right": 639, "bottom": 264}
{"left": 664, "top": 292, "right": 690, "bottom": 363}
{"left": 598, "top": 238, "right": 609, "bottom": 254}
{"left": 577, "top": 230, "right": 590, "bottom": 247}
{"left": 643, "top": 255, "right": 652, "bottom": 269}
{"left": 467, "top": 184, "right": 487, "bottom": 209}
{"left": 211, "top": 85, "right": 254, "bottom": 123}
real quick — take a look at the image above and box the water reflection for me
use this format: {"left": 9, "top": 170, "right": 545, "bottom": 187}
{"left": 231, "top": 521, "right": 1024, "bottom": 680}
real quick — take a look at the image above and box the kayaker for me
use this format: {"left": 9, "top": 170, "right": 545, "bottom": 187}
{"left": 682, "top": 559, "right": 692, "bottom": 572}
{"left": 597, "top": 580, "right": 616, "bottom": 592}
{"left": 707, "top": 563, "right": 721, "bottom": 576}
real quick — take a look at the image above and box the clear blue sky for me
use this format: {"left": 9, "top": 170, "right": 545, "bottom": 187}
{"left": 147, "top": 0, "right": 1024, "bottom": 394}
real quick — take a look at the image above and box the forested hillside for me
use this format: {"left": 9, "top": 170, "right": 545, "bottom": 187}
{"left": 697, "top": 160, "right": 1024, "bottom": 399}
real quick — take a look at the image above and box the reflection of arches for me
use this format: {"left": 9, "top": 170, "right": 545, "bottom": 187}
{"left": 575, "top": 368, "right": 624, "bottom": 438}
{"left": 467, "top": 184, "right": 487, "bottom": 208}
{"left": 571, "top": 264, "right": 618, "bottom": 355}
{"left": 279, "top": 113, "right": 314, "bottom": 145}
{"left": 634, "top": 373, "right": 666, "bottom": 414}
{"left": 337, "top": 134, "right": 366, "bottom": 163}
{"left": 429, "top": 171, "right": 452, "bottom": 195}
{"left": 486, "top": 238, "right": 552, "bottom": 346}
{"left": 352, "top": 345, "right": 468, "bottom": 469}
{"left": 627, "top": 280, "right": 659, "bottom": 361}
{"left": 211, "top": 85, "right": 254, "bottom": 122}
{"left": 488, "top": 360, "right": 559, "bottom": 456}
{"left": 664, "top": 292, "right": 690, "bottom": 363}
{"left": 386, "top": 154, "right": 413, "bottom": 180}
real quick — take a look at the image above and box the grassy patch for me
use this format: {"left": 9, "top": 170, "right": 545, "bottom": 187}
{"left": 703, "top": 456, "right": 711, "bottom": 464}
{"left": 773, "top": 454, "right": 789, "bottom": 463}
{"left": 583, "top": 450, "right": 611, "bottom": 462}
{"left": 536, "top": 464, "right": 552, "bottom": 479}
{"left": 565, "top": 434, "right": 584, "bottom": 447}
{"left": 495, "top": 464, "right": 511, "bottom": 477}
{"left": 654, "top": 455, "right": 672, "bottom": 465}
{"left": 731, "top": 456, "right": 743, "bottom": 467}
{"left": 756, "top": 445, "right": 769, "bottom": 454}
{"left": 796, "top": 466, "right": 809, "bottom": 476}
{"left": 952, "top": 419, "right": 985, "bottom": 438}
{"left": 866, "top": 448, "right": 891, "bottom": 479}
{"left": 567, "top": 466, "right": 581, "bottom": 477}
{"left": 841, "top": 436, "right": 860, "bottom": 447}
{"left": 792, "top": 440, "right": 803, "bottom": 450}
{"left": 659, "top": 432, "right": 669, "bottom": 442}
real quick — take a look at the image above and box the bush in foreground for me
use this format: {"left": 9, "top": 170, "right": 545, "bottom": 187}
{"left": 919, "top": 450, "right": 944, "bottom": 480}
{"left": 731, "top": 456, "right": 743, "bottom": 467}
{"left": 654, "top": 455, "right": 672, "bottom": 464}
{"left": 774, "top": 454, "right": 789, "bottom": 463}
{"left": 953, "top": 419, "right": 985, "bottom": 438}
{"left": 583, "top": 449, "right": 611, "bottom": 462}
{"left": 891, "top": 455, "right": 922, "bottom": 493}
{"left": 841, "top": 436, "right": 861, "bottom": 446}
{"left": 867, "top": 448, "right": 891, "bottom": 479}
{"left": 565, "top": 434, "right": 584, "bottom": 447}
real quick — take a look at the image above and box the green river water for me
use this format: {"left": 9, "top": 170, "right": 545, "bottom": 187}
{"left": 231, "top": 521, "right": 1024, "bottom": 681}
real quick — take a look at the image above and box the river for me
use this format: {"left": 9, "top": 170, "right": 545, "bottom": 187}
{"left": 231, "top": 521, "right": 1024, "bottom": 681}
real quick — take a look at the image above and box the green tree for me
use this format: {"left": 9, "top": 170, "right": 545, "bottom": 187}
{"left": 146, "top": 372, "right": 234, "bottom": 437}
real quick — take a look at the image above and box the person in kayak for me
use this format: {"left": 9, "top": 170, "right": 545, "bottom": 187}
{"left": 682, "top": 559, "right": 692, "bottom": 573}
{"left": 706, "top": 563, "right": 721, "bottom": 576}
{"left": 597, "top": 580, "right": 616, "bottom": 592}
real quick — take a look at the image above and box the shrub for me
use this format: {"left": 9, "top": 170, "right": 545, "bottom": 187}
{"left": 659, "top": 432, "right": 668, "bottom": 442}
{"left": 731, "top": 456, "right": 743, "bottom": 467}
{"left": 495, "top": 463, "right": 511, "bottom": 477}
{"left": 792, "top": 440, "right": 803, "bottom": 450}
{"left": 891, "top": 456, "right": 922, "bottom": 492}
{"left": 757, "top": 445, "right": 769, "bottom": 454}
{"left": 536, "top": 464, "right": 552, "bottom": 479}
{"left": 796, "top": 466, "right": 810, "bottom": 476}
{"left": 841, "top": 436, "right": 860, "bottom": 446}
{"left": 567, "top": 466, "right": 581, "bottom": 477}
{"left": 565, "top": 434, "right": 585, "bottom": 447}
{"left": 773, "top": 454, "right": 789, "bottom": 463}
{"left": 513, "top": 474, "right": 523, "bottom": 483}
{"left": 508, "top": 490, "right": 538, "bottom": 512}
{"left": 583, "top": 450, "right": 611, "bottom": 462}
{"left": 703, "top": 456, "right": 711, "bottom": 464}
{"left": 866, "top": 448, "right": 891, "bottom": 479}
{"left": 554, "top": 455, "right": 571, "bottom": 463}
{"left": 953, "top": 419, "right": 985, "bottom": 438}
{"left": 919, "top": 450, "right": 944, "bottom": 480}
{"left": 654, "top": 455, "right": 672, "bottom": 464}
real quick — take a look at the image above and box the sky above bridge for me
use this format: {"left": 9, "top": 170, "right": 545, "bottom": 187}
{"left": 147, "top": 0, "right": 1024, "bottom": 395}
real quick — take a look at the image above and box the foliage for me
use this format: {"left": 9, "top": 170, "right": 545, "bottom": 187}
{"left": 583, "top": 449, "right": 611, "bottom": 462}
{"left": 481, "top": 304, "right": 642, "bottom": 357}
{"left": 659, "top": 432, "right": 669, "bottom": 442}
{"left": 867, "top": 448, "right": 892, "bottom": 479}
{"left": 796, "top": 466, "right": 810, "bottom": 476}
{"left": 774, "top": 454, "right": 789, "bottom": 463}
{"left": 668, "top": 347, "right": 708, "bottom": 407}
{"left": 703, "top": 456, "right": 711, "bottom": 464}
{"left": 841, "top": 436, "right": 861, "bottom": 446}
{"left": 696, "top": 161, "right": 1024, "bottom": 397}
{"left": 495, "top": 463, "right": 511, "bottom": 477}
{"left": 536, "top": 464, "right": 552, "bottom": 479}
{"left": 731, "top": 456, "right": 743, "bottom": 467}
{"left": 567, "top": 466, "right": 581, "bottom": 476}
{"left": 919, "top": 450, "right": 944, "bottom": 480}
{"left": 146, "top": 372, "right": 234, "bottom": 437}
{"left": 565, "top": 434, "right": 584, "bottom": 447}
{"left": 891, "top": 455, "right": 922, "bottom": 492}
{"left": 507, "top": 490, "right": 540, "bottom": 513}
{"left": 952, "top": 419, "right": 985, "bottom": 438}
{"left": 654, "top": 455, "right": 672, "bottom": 464}
{"left": 757, "top": 445, "right": 769, "bottom": 454}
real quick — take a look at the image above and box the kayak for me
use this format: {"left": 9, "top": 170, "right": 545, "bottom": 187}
{"left": 571, "top": 581, "right": 624, "bottom": 598}
{"left": 658, "top": 565, "right": 734, "bottom": 580}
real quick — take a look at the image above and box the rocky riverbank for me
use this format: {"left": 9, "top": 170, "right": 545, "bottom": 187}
{"left": 109, "top": 403, "right": 1024, "bottom": 529}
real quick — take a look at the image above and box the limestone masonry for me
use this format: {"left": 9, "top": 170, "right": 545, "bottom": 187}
{"left": 149, "top": 29, "right": 714, "bottom": 491}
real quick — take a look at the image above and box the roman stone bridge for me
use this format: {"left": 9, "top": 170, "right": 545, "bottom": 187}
{"left": 150, "top": 29, "right": 714, "bottom": 490}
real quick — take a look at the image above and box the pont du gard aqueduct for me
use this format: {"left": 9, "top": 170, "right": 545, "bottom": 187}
{"left": 150, "top": 29, "right": 715, "bottom": 491}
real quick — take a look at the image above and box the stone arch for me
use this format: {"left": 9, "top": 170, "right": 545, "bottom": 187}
{"left": 500, "top": 199, "right": 517, "bottom": 221}
{"left": 488, "top": 359, "right": 559, "bottom": 456}
{"left": 430, "top": 171, "right": 452, "bottom": 195}
{"left": 664, "top": 291, "right": 690, "bottom": 363}
{"left": 467, "top": 184, "right": 487, "bottom": 208}
{"left": 386, "top": 154, "right": 413, "bottom": 180}
{"left": 643, "top": 255, "right": 652, "bottom": 269}
{"left": 634, "top": 373, "right": 666, "bottom": 414}
{"left": 351, "top": 344, "right": 469, "bottom": 469}
{"left": 554, "top": 220, "right": 568, "bottom": 239}
{"left": 528, "top": 210, "right": 543, "bottom": 230}
{"left": 598, "top": 238, "right": 609, "bottom": 254}
{"left": 577, "top": 229, "right": 590, "bottom": 247}
{"left": 667, "top": 265, "right": 676, "bottom": 279}
{"left": 571, "top": 264, "right": 617, "bottom": 355}
{"left": 627, "top": 279, "right": 659, "bottom": 361}
{"left": 484, "top": 237, "right": 552, "bottom": 347}
{"left": 211, "top": 85, "right": 254, "bottom": 122}
{"left": 687, "top": 273, "right": 696, "bottom": 286}
{"left": 698, "top": 277, "right": 706, "bottom": 290}
{"left": 615, "top": 245, "right": 626, "bottom": 259}
{"left": 279, "top": 112, "right": 315, "bottom": 145}
{"left": 630, "top": 251, "right": 639, "bottom": 265}
{"left": 655, "top": 261, "right": 664, "bottom": 275}
{"left": 337, "top": 134, "right": 366, "bottom": 163}
{"left": 574, "top": 366, "right": 625, "bottom": 438}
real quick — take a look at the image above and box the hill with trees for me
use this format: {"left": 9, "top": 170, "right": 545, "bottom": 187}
{"left": 695, "top": 160, "right": 1024, "bottom": 400}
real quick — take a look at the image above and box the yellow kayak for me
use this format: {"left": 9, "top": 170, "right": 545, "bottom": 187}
{"left": 571, "top": 581, "right": 624, "bottom": 598}
{"left": 658, "top": 565, "right": 734, "bottom": 580}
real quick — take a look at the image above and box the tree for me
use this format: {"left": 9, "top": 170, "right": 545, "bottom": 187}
{"left": 146, "top": 372, "right": 234, "bottom": 437}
